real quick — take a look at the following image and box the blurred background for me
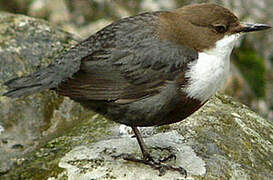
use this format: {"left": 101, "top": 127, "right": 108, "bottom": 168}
{"left": 0, "top": 0, "right": 272, "bottom": 121}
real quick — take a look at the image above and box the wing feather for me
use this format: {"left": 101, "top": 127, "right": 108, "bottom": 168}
{"left": 56, "top": 39, "right": 197, "bottom": 103}
{"left": 56, "top": 12, "right": 198, "bottom": 103}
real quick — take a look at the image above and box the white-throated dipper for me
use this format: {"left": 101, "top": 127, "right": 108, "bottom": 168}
{"left": 3, "top": 3, "right": 271, "bottom": 176}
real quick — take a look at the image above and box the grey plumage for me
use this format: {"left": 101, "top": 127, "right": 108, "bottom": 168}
{"left": 3, "top": 12, "right": 161, "bottom": 98}
{"left": 4, "top": 11, "right": 196, "bottom": 101}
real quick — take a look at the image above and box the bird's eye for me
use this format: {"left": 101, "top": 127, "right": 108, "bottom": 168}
{"left": 213, "top": 24, "right": 227, "bottom": 33}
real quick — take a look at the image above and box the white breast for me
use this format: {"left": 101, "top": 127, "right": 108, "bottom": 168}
{"left": 184, "top": 34, "right": 241, "bottom": 103}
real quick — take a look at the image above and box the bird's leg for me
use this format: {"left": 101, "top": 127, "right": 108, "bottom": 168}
{"left": 130, "top": 127, "right": 175, "bottom": 162}
{"left": 119, "top": 126, "right": 187, "bottom": 177}
{"left": 131, "top": 126, "right": 152, "bottom": 160}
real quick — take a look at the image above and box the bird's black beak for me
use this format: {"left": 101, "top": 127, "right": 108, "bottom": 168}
{"left": 239, "top": 23, "right": 271, "bottom": 33}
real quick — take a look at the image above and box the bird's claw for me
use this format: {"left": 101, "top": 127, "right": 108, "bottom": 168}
{"left": 159, "top": 153, "right": 176, "bottom": 162}
{"left": 113, "top": 153, "right": 187, "bottom": 177}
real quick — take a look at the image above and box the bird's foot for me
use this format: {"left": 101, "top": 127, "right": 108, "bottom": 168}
{"left": 114, "top": 153, "right": 187, "bottom": 177}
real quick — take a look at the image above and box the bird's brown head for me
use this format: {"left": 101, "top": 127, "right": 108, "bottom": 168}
{"left": 158, "top": 3, "right": 271, "bottom": 52}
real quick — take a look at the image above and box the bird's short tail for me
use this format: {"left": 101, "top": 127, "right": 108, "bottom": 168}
{"left": 3, "top": 65, "right": 61, "bottom": 98}
{"left": 3, "top": 54, "right": 82, "bottom": 98}
{"left": 4, "top": 79, "right": 43, "bottom": 98}
{"left": 3, "top": 38, "right": 93, "bottom": 98}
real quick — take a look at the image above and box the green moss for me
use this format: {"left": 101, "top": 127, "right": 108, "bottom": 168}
{"left": 233, "top": 39, "right": 266, "bottom": 98}
{"left": 0, "top": 0, "right": 32, "bottom": 14}
{"left": 1, "top": 109, "right": 114, "bottom": 179}
{"left": 41, "top": 93, "right": 64, "bottom": 132}
{"left": 156, "top": 124, "right": 171, "bottom": 133}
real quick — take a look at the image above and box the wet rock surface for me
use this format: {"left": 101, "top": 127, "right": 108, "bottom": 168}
{"left": 0, "top": 10, "right": 272, "bottom": 180}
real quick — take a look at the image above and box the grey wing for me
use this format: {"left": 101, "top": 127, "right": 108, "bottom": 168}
{"left": 56, "top": 38, "right": 198, "bottom": 103}
{"left": 3, "top": 11, "right": 166, "bottom": 98}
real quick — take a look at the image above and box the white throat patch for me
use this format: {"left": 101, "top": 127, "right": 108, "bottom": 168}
{"left": 184, "top": 34, "right": 241, "bottom": 103}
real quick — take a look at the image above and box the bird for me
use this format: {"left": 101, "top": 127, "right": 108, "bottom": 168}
{"left": 3, "top": 3, "right": 271, "bottom": 176}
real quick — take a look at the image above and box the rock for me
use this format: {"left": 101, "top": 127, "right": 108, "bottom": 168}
{"left": 53, "top": 95, "right": 273, "bottom": 179}
{"left": 0, "top": 12, "right": 92, "bottom": 175}
{"left": 0, "top": 12, "right": 272, "bottom": 180}
{"left": 141, "top": 0, "right": 176, "bottom": 11}
{"left": 54, "top": 94, "right": 273, "bottom": 180}
{"left": 1, "top": 93, "right": 273, "bottom": 179}
{"left": 58, "top": 131, "right": 206, "bottom": 179}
